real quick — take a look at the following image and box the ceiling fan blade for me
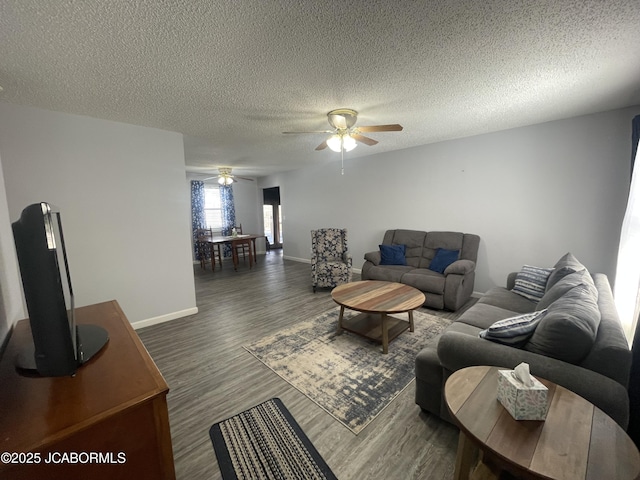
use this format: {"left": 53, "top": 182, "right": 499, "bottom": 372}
{"left": 315, "top": 140, "right": 328, "bottom": 151}
{"left": 202, "top": 176, "right": 217, "bottom": 181}
{"left": 283, "top": 130, "right": 333, "bottom": 134}
{"left": 234, "top": 175, "right": 255, "bottom": 182}
{"left": 351, "top": 134, "right": 379, "bottom": 146}
{"left": 355, "top": 124, "right": 403, "bottom": 133}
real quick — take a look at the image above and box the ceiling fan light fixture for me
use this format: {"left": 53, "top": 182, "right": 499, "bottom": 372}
{"left": 218, "top": 176, "right": 233, "bottom": 185}
{"left": 327, "top": 134, "right": 343, "bottom": 152}
{"left": 342, "top": 135, "right": 357, "bottom": 152}
{"left": 327, "top": 133, "right": 357, "bottom": 153}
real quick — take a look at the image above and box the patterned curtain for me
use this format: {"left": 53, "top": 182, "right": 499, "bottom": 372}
{"left": 220, "top": 184, "right": 237, "bottom": 257}
{"left": 191, "top": 180, "right": 206, "bottom": 259}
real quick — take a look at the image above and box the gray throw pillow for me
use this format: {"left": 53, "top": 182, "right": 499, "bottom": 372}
{"left": 545, "top": 252, "right": 587, "bottom": 291}
{"left": 525, "top": 283, "right": 600, "bottom": 364}
{"left": 536, "top": 269, "right": 595, "bottom": 311}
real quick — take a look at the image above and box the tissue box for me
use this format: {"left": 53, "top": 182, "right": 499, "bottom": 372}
{"left": 497, "top": 369, "right": 549, "bottom": 420}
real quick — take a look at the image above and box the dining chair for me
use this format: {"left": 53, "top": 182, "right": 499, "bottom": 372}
{"left": 234, "top": 223, "right": 250, "bottom": 262}
{"left": 195, "top": 227, "right": 221, "bottom": 270}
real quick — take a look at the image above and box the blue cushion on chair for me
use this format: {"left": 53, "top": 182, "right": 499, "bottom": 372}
{"left": 379, "top": 244, "right": 406, "bottom": 265}
{"left": 429, "top": 248, "right": 459, "bottom": 273}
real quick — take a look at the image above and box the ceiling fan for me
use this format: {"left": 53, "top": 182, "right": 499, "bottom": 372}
{"left": 203, "top": 167, "right": 254, "bottom": 185}
{"left": 283, "top": 108, "right": 403, "bottom": 152}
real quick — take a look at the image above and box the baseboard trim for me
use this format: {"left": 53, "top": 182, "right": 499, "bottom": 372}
{"left": 132, "top": 307, "right": 199, "bottom": 330}
{"left": 283, "top": 255, "right": 309, "bottom": 264}
{"left": 283, "top": 256, "right": 362, "bottom": 274}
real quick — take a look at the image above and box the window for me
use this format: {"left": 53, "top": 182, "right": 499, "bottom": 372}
{"left": 204, "top": 185, "right": 223, "bottom": 232}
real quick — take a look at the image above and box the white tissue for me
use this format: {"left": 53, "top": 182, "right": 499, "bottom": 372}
{"left": 512, "top": 362, "right": 534, "bottom": 387}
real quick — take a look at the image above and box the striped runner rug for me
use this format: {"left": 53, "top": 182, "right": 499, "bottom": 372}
{"left": 209, "top": 398, "right": 337, "bottom": 480}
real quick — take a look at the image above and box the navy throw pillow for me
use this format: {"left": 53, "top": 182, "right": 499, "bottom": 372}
{"left": 379, "top": 244, "right": 406, "bottom": 265}
{"left": 429, "top": 248, "right": 459, "bottom": 273}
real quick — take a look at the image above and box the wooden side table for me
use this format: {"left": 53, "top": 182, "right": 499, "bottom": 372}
{"left": 444, "top": 365, "right": 640, "bottom": 480}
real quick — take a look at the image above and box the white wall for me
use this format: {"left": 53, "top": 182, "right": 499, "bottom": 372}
{"left": 0, "top": 150, "right": 26, "bottom": 345}
{"left": 259, "top": 106, "right": 640, "bottom": 293}
{"left": 0, "top": 103, "right": 197, "bottom": 326}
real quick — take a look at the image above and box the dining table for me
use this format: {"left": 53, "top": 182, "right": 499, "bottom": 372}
{"left": 204, "top": 234, "right": 262, "bottom": 271}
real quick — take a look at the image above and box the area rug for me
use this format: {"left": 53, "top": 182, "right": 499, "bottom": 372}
{"left": 210, "top": 397, "right": 337, "bottom": 480}
{"left": 244, "top": 308, "right": 451, "bottom": 434}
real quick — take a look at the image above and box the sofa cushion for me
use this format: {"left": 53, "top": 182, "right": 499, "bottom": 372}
{"left": 388, "top": 230, "right": 427, "bottom": 268}
{"left": 456, "top": 303, "right": 521, "bottom": 330}
{"left": 477, "top": 287, "right": 538, "bottom": 314}
{"left": 445, "top": 321, "right": 483, "bottom": 336}
{"left": 364, "top": 265, "right": 413, "bottom": 283}
{"left": 379, "top": 244, "right": 406, "bottom": 265}
{"left": 479, "top": 309, "right": 548, "bottom": 347}
{"left": 420, "top": 231, "right": 464, "bottom": 268}
{"left": 536, "top": 269, "right": 595, "bottom": 311}
{"left": 401, "top": 269, "right": 445, "bottom": 293}
{"left": 546, "top": 252, "right": 587, "bottom": 291}
{"left": 525, "top": 283, "right": 600, "bottom": 364}
{"left": 511, "top": 265, "right": 554, "bottom": 301}
{"left": 429, "top": 248, "right": 459, "bottom": 274}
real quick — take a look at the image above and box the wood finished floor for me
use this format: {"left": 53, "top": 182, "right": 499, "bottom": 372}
{"left": 137, "top": 252, "right": 468, "bottom": 479}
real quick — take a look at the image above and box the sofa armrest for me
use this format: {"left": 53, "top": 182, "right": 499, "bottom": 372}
{"left": 506, "top": 271, "right": 519, "bottom": 290}
{"left": 444, "top": 259, "right": 475, "bottom": 275}
{"left": 364, "top": 250, "right": 381, "bottom": 266}
{"left": 437, "top": 331, "right": 630, "bottom": 428}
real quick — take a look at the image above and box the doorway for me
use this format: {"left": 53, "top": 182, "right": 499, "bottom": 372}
{"left": 263, "top": 187, "right": 283, "bottom": 249}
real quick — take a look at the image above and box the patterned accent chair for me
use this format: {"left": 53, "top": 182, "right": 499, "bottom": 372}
{"left": 311, "top": 228, "right": 353, "bottom": 293}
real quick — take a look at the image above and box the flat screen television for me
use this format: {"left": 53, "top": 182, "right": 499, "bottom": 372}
{"left": 12, "top": 202, "right": 108, "bottom": 377}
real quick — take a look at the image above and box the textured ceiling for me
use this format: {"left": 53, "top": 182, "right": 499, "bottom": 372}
{"left": 1, "top": 1, "right": 639, "bottom": 178}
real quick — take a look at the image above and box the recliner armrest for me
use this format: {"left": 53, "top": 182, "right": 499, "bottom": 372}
{"left": 364, "top": 251, "right": 381, "bottom": 266}
{"left": 444, "top": 259, "right": 475, "bottom": 275}
{"left": 343, "top": 251, "right": 353, "bottom": 266}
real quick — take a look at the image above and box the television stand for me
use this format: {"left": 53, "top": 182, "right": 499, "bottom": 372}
{"left": 14, "top": 323, "right": 109, "bottom": 373}
{"left": 0, "top": 300, "right": 176, "bottom": 479}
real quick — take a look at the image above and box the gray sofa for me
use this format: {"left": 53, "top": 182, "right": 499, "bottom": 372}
{"left": 361, "top": 230, "right": 480, "bottom": 311}
{"left": 415, "top": 253, "right": 632, "bottom": 428}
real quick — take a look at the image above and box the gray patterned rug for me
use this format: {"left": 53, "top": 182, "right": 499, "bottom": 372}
{"left": 244, "top": 308, "right": 451, "bottom": 434}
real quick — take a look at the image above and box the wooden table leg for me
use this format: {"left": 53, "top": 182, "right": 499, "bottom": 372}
{"left": 408, "top": 310, "right": 414, "bottom": 332}
{"left": 251, "top": 238, "right": 257, "bottom": 263}
{"left": 209, "top": 243, "right": 215, "bottom": 271}
{"left": 454, "top": 432, "right": 478, "bottom": 480}
{"left": 232, "top": 241, "right": 239, "bottom": 271}
{"left": 248, "top": 241, "right": 253, "bottom": 269}
{"left": 336, "top": 306, "right": 345, "bottom": 334}
{"left": 381, "top": 313, "right": 389, "bottom": 354}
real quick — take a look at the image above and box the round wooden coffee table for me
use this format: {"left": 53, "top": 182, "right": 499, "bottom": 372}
{"left": 331, "top": 280, "right": 425, "bottom": 354}
{"left": 444, "top": 365, "right": 640, "bottom": 480}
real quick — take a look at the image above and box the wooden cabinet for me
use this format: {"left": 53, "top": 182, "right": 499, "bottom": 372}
{"left": 0, "top": 301, "right": 176, "bottom": 480}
